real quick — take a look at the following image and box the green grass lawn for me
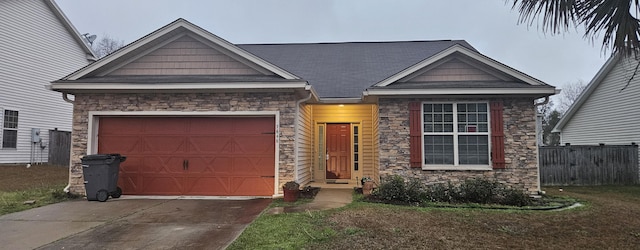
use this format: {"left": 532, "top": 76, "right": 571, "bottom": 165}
{"left": 0, "top": 164, "right": 74, "bottom": 215}
{"left": 229, "top": 186, "right": 640, "bottom": 249}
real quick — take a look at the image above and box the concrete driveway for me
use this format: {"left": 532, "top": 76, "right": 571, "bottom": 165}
{"left": 0, "top": 198, "right": 271, "bottom": 250}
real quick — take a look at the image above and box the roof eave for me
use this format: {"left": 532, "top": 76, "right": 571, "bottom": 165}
{"left": 363, "top": 88, "right": 557, "bottom": 96}
{"left": 48, "top": 81, "right": 309, "bottom": 94}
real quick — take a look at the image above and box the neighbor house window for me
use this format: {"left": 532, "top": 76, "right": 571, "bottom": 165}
{"left": 2, "top": 110, "right": 18, "bottom": 148}
{"left": 422, "top": 103, "right": 489, "bottom": 166}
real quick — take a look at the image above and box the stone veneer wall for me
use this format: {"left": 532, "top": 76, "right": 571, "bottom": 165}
{"left": 378, "top": 97, "right": 539, "bottom": 193}
{"left": 68, "top": 92, "right": 298, "bottom": 195}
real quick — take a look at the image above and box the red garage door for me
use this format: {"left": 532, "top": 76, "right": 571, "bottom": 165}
{"left": 97, "top": 116, "right": 275, "bottom": 196}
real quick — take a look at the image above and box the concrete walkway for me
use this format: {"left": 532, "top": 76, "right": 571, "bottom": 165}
{"left": 267, "top": 188, "right": 353, "bottom": 214}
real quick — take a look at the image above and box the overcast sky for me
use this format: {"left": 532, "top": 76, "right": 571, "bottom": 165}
{"left": 56, "top": 0, "right": 610, "bottom": 90}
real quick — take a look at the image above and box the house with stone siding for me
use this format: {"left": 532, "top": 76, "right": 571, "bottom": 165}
{"left": 49, "top": 19, "right": 555, "bottom": 197}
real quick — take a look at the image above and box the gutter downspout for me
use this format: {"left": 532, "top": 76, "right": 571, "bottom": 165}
{"left": 533, "top": 96, "right": 549, "bottom": 193}
{"left": 294, "top": 89, "right": 313, "bottom": 183}
{"left": 62, "top": 92, "right": 73, "bottom": 193}
{"left": 62, "top": 93, "right": 74, "bottom": 104}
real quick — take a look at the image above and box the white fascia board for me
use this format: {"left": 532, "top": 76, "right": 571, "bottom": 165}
{"left": 552, "top": 54, "right": 620, "bottom": 133}
{"left": 364, "top": 88, "right": 557, "bottom": 96}
{"left": 45, "top": 0, "right": 97, "bottom": 59}
{"left": 375, "top": 44, "right": 547, "bottom": 87}
{"left": 49, "top": 81, "right": 308, "bottom": 91}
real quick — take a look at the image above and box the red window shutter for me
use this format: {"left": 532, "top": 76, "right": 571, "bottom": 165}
{"left": 490, "top": 101, "right": 506, "bottom": 169}
{"left": 409, "top": 102, "right": 422, "bottom": 168}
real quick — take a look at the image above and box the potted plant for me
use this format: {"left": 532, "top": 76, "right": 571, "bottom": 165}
{"left": 361, "top": 176, "right": 374, "bottom": 196}
{"left": 282, "top": 181, "right": 300, "bottom": 202}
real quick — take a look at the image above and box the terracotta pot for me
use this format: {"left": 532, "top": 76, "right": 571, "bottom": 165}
{"left": 363, "top": 181, "right": 374, "bottom": 196}
{"left": 283, "top": 189, "right": 299, "bottom": 202}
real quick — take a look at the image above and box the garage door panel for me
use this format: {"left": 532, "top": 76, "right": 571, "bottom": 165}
{"left": 143, "top": 136, "right": 187, "bottom": 153}
{"left": 232, "top": 158, "right": 274, "bottom": 176}
{"left": 185, "top": 157, "right": 214, "bottom": 174}
{"left": 233, "top": 117, "right": 275, "bottom": 134}
{"left": 189, "top": 117, "right": 234, "bottom": 134}
{"left": 234, "top": 136, "right": 275, "bottom": 154}
{"left": 141, "top": 156, "right": 185, "bottom": 174}
{"left": 209, "top": 157, "right": 232, "bottom": 174}
{"left": 141, "top": 176, "right": 183, "bottom": 195}
{"left": 99, "top": 117, "right": 144, "bottom": 134}
{"left": 98, "top": 136, "right": 142, "bottom": 154}
{"left": 119, "top": 174, "right": 139, "bottom": 194}
{"left": 142, "top": 118, "right": 188, "bottom": 134}
{"left": 188, "top": 136, "right": 233, "bottom": 154}
{"left": 230, "top": 177, "right": 274, "bottom": 196}
{"left": 183, "top": 177, "right": 229, "bottom": 196}
{"left": 98, "top": 116, "right": 275, "bottom": 196}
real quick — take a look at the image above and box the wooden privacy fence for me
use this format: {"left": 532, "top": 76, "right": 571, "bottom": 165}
{"left": 539, "top": 144, "right": 639, "bottom": 186}
{"left": 48, "top": 129, "right": 71, "bottom": 166}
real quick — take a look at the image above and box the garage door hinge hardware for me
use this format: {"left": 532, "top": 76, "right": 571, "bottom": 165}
{"left": 183, "top": 160, "right": 189, "bottom": 170}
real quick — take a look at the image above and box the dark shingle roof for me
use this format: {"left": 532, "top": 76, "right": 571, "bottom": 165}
{"left": 239, "top": 40, "right": 475, "bottom": 98}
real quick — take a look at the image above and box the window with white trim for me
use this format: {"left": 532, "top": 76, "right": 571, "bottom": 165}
{"left": 2, "top": 110, "right": 18, "bottom": 148}
{"left": 422, "top": 102, "right": 489, "bottom": 166}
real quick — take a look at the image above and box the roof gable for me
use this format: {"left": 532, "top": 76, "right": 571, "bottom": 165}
{"left": 375, "top": 44, "right": 546, "bottom": 87}
{"left": 62, "top": 18, "right": 299, "bottom": 81}
{"left": 107, "top": 35, "right": 264, "bottom": 76}
{"left": 399, "top": 57, "right": 514, "bottom": 83}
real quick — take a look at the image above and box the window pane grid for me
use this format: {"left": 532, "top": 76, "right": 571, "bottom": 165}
{"left": 456, "top": 103, "right": 488, "bottom": 133}
{"left": 3, "top": 110, "right": 18, "bottom": 129}
{"left": 2, "top": 110, "right": 18, "bottom": 148}
{"left": 424, "top": 135, "right": 454, "bottom": 165}
{"left": 422, "top": 103, "right": 489, "bottom": 166}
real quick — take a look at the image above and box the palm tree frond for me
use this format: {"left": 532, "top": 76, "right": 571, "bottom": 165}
{"left": 512, "top": 0, "right": 578, "bottom": 33}
{"left": 578, "top": 0, "right": 640, "bottom": 56}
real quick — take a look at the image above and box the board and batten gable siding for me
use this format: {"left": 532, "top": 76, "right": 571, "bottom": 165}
{"left": 297, "top": 103, "right": 313, "bottom": 186}
{"left": 109, "top": 35, "right": 264, "bottom": 76}
{"left": 561, "top": 56, "right": 640, "bottom": 146}
{"left": 0, "top": 0, "right": 91, "bottom": 163}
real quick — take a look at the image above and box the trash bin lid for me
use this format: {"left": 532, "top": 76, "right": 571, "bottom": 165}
{"left": 82, "top": 154, "right": 121, "bottom": 161}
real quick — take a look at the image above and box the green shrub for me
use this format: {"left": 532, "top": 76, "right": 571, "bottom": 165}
{"left": 498, "top": 188, "right": 532, "bottom": 206}
{"left": 373, "top": 175, "right": 424, "bottom": 203}
{"left": 372, "top": 175, "right": 533, "bottom": 207}
{"left": 425, "top": 182, "right": 455, "bottom": 203}
{"left": 457, "top": 179, "right": 500, "bottom": 204}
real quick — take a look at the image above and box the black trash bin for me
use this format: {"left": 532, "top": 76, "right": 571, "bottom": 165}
{"left": 81, "top": 154, "right": 126, "bottom": 202}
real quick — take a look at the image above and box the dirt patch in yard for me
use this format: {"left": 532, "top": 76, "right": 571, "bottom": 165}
{"left": 0, "top": 164, "right": 68, "bottom": 192}
{"left": 309, "top": 186, "right": 640, "bottom": 249}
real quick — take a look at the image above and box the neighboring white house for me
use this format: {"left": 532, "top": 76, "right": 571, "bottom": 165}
{"left": 0, "top": 0, "right": 95, "bottom": 163}
{"left": 553, "top": 54, "right": 640, "bottom": 147}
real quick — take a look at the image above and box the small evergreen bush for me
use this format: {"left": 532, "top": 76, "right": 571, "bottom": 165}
{"left": 371, "top": 175, "right": 533, "bottom": 207}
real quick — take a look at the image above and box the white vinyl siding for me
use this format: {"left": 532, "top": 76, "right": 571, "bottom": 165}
{"left": 561, "top": 56, "right": 640, "bottom": 147}
{"left": 0, "top": 0, "right": 91, "bottom": 163}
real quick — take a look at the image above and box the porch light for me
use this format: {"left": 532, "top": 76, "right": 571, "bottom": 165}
{"left": 338, "top": 104, "right": 344, "bottom": 107}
